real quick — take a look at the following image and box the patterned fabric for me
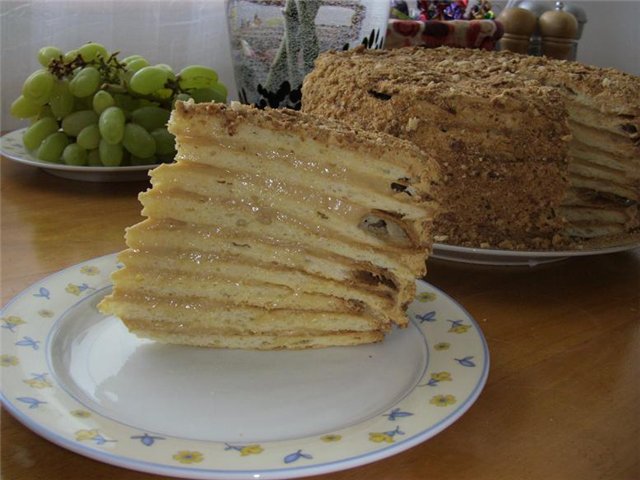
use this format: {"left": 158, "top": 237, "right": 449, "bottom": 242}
{"left": 384, "top": 19, "right": 504, "bottom": 50}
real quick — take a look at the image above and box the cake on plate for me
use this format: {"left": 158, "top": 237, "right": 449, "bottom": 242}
{"left": 302, "top": 46, "right": 640, "bottom": 250}
{"left": 98, "top": 101, "right": 440, "bottom": 349}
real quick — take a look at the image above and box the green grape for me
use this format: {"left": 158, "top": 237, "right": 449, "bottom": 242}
{"left": 210, "top": 82, "right": 228, "bottom": 103}
{"left": 10, "top": 95, "right": 41, "bottom": 118}
{"left": 188, "top": 84, "right": 227, "bottom": 104}
{"left": 185, "top": 88, "right": 214, "bottom": 103}
{"left": 113, "top": 93, "right": 139, "bottom": 113}
{"left": 153, "top": 88, "right": 173, "bottom": 100}
{"left": 136, "top": 98, "right": 161, "bottom": 108}
{"left": 155, "top": 64, "right": 176, "bottom": 81}
{"left": 32, "top": 105, "right": 55, "bottom": 122}
{"left": 178, "top": 65, "right": 218, "bottom": 90}
{"left": 99, "top": 139, "right": 123, "bottom": 166}
{"left": 121, "top": 149, "right": 132, "bottom": 166}
{"left": 62, "top": 143, "right": 88, "bottom": 166}
{"left": 74, "top": 94, "right": 93, "bottom": 111}
{"left": 69, "top": 66, "right": 101, "bottom": 98}
{"left": 87, "top": 148, "right": 102, "bottom": 166}
{"left": 122, "top": 54, "right": 144, "bottom": 63}
{"left": 62, "top": 110, "right": 98, "bottom": 137}
{"left": 37, "top": 132, "right": 69, "bottom": 163}
{"left": 124, "top": 58, "right": 149, "bottom": 73}
{"left": 99, "top": 106, "right": 126, "bottom": 144}
{"left": 49, "top": 79, "right": 74, "bottom": 118}
{"left": 63, "top": 49, "right": 80, "bottom": 63}
{"left": 77, "top": 42, "right": 108, "bottom": 62}
{"left": 23, "top": 117, "right": 59, "bottom": 151}
{"left": 131, "top": 106, "right": 170, "bottom": 131}
{"left": 171, "top": 93, "right": 192, "bottom": 108}
{"left": 122, "top": 123, "right": 156, "bottom": 158}
{"left": 76, "top": 124, "right": 101, "bottom": 150}
{"left": 92, "top": 90, "right": 115, "bottom": 114}
{"left": 151, "top": 128, "right": 176, "bottom": 156}
{"left": 37, "top": 46, "right": 63, "bottom": 67}
{"left": 129, "top": 66, "right": 169, "bottom": 95}
{"left": 22, "top": 69, "right": 55, "bottom": 105}
{"left": 130, "top": 154, "right": 158, "bottom": 166}
{"left": 119, "top": 69, "right": 134, "bottom": 87}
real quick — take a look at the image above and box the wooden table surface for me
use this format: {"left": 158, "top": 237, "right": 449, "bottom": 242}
{"left": 1, "top": 156, "right": 639, "bottom": 480}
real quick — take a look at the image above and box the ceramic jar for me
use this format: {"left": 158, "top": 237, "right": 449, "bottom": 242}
{"left": 227, "top": 0, "right": 389, "bottom": 109}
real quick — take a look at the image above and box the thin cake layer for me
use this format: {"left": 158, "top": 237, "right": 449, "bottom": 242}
{"left": 122, "top": 325, "right": 386, "bottom": 351}
{"left": 98, "top": 101, "right": 440, "bottom": 349}
{"left": 107, "top": 295, "right": 385, "bottom": 334}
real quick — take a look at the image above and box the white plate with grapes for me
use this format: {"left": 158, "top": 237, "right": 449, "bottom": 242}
{"left": 1, "top": 128, "right": 163, "bottom": 182}
{"left": 4, "top": 42, "right": 227, "bottom": 182}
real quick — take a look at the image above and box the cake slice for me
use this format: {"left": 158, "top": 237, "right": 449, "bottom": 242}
{"left": 98, "top": 101, "right": 440, "bottom": 350}
{"left": 302, "top": 46, "right": 640, "bottom": 250}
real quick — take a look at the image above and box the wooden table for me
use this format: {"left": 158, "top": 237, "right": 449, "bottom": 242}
{"left": 1, "top": 157, "right": 639, "bottom": 480}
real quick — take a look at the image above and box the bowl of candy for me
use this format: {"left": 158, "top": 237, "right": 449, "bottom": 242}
{"left": 385, "top": 0, "right": 504, "bottom": 50}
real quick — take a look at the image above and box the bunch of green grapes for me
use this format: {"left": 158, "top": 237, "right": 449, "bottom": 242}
{"left": 11, "top": 42, "right": 227, "bottom": 167}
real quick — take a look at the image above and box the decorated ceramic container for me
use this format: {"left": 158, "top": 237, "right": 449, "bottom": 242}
{"left": 227, "top": 0, "right": 389, "bottom": 109}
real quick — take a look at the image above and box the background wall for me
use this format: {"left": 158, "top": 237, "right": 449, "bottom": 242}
{"left": 1, "top": 0, "right": 638, "bottom": 132}
{"left": 573, "top": 1, "right": 639, "bottom": 76}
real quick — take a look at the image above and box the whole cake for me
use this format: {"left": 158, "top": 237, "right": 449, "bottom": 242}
{"left": 302, "top": 46, "right": 640, "bottom": 250}
{"left": 98, "top": 101, "right": 440, "bottom": 350}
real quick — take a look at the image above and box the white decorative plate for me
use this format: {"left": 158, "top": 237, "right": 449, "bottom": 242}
{"left": 0, "top": 253, "right": 489, "bottom": 479}
{"left": 432, "top": 242, "right": 640, "bottom": 267}
{"left": 0, "top": 128, "right": 159, "bottom": 182}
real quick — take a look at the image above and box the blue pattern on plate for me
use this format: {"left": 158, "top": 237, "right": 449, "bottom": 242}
{"left": 15, "top": 336, "right": 40, "bottom": 350}
{"left": 455, "top": 356, "right": 476, "bottom": 367}
{"left": 17, "top": 397, "right": 47, "bottom": 409}
{"left": 131, "top": 433, "right": 166, "bottom": 446}
{"left": 284, "top": 449, "right": 313, "bottom": 464}
{"left": 415, "top": 310, "right": 436, "bottom": 323}
{"left": 384, "top": 408, "right": 414, "bottom": 421}
{"left": 33, "top": 287, "right": 50, "bottom": 299}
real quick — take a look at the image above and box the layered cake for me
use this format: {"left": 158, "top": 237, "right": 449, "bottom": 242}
{"left": 98, "top": 101, "right": 440, "bottom": 349}
{"left": 302, "top": 46, "right": 640, "bottom": 250}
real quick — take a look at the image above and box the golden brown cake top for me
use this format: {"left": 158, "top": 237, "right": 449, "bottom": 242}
{"left": 431, "top": 47, "right": 638, "bottom": 116}
{"left": 304, "top": 46, "right": 571, "bottom": 132}
{"left": 309, "top": 46, "right": 555, "bottom": 95}
{"left": 312, "top": 46, "right": 640, "bottom": 117}
{"left": 172, "top": 101, "right": 440, "bottom": 175}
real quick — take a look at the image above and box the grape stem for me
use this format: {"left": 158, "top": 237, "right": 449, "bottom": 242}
{"left": 48, "top": 50, "right": 127, "bottom": 83}
{"left": 48, "top": 54, "right": 84, "bottom": 79}
{"left": 44, "top": 47, "right": 209, "bottom": 108}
